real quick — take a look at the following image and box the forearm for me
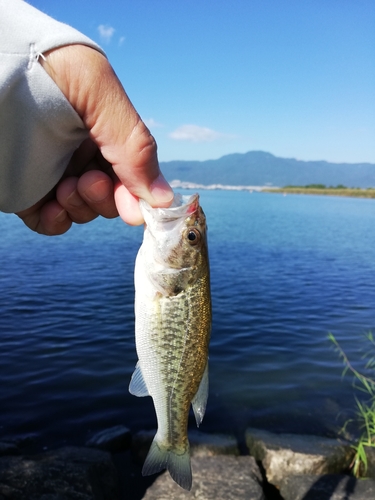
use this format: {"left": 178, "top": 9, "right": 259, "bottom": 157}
{"left": 0, "top": 0, "right": 105, "bottom": 213}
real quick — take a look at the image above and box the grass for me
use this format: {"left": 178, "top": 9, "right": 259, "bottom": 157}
{"left": 329, "top": 332, "right": 375, "bottom": 477}
{"left": 264, "top": 185, "right": 375, "bottom": 199}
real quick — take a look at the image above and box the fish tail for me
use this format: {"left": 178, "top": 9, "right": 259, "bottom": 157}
{"left": 142, "top": 437, "right": 192, "bottom": 491}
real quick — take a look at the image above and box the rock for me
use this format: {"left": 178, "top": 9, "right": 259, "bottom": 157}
{"left": 189, "top": 430, "right": 240, "bottom": 457}
{"left": 0, "top": 446, "right": 120, "bottom": 499}
{"left": 142, "top": 455, "right": 265, "bottom": 500}
{"left": 279, "top": 474, "right": 375, "bottom": 500}
{"left": 0, "top": 434, "right": 38, "bottom": 457}
{"left": 0, "top": 442, "right": 20, "bottom": 457}
{"left": 348, "top": 447, "right": 375, "bottom": 479}
{"left": 362, "top": 447, "right": 375, "bottom": 478}
{"left": 0, "top": 434, "right": 36, "bottom": 457}
{"left": 131, "top": 429, "right": 239, "bottom": 463}
{"left": 12, "top": 433, "right": 38, "bottom": 450}
{"left": 86, "top": 425, "right": 131, "bottom": 452}
{"left": 245, "top": 428, "right": 353, "bottom": 487}
{"left": 131, "top": 429, "right": 155, "bottom": 463}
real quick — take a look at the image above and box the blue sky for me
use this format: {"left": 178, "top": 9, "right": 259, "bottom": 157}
{"left": 29, "top": 0, "right": 374, "bottom": 164}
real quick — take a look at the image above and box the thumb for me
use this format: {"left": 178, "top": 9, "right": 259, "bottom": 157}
{"left": 40, "top": 44, "right": 173, "bottom": 214}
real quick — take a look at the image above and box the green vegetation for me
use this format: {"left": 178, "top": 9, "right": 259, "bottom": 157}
{"left": 284, "top": 184, "right": 346, "bottom": 189}
{"left": 329, "top": 332, "right": 375, "bottom": 477}
{"left": 265, "top": 185, "right": 375, "bottom": 198}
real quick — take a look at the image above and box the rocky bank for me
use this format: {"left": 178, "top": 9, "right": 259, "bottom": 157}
{"left": 0, "top": 426, "right": 374, "bottom": 499}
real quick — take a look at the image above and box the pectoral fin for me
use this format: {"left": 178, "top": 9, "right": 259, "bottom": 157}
{"left": 192, "top": 362, "right": 209, "bottom": 427}
{"left": 129, "top": 361, "right": 150, "bottom": 397}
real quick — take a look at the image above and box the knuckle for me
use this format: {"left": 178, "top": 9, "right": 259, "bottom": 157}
{"left": 130, "top": 121, "right": 158, "bottom": 169}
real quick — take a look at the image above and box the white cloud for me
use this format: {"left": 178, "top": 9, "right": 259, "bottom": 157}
{"left": 144, "top": 118, "right": 163, "bottom": 129}
{"left": 118, "top": 36, "right": 126, "bottom": 47}
{"left": 97, "top": 24, "right": 115, "bottom": 43}
{"left": 169, "top": 124, "right": 231, "bottom": 143}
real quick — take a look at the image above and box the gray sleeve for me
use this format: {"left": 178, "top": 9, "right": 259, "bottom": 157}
{"left": 0, "top": 0, "right": 106, "bottom": 213}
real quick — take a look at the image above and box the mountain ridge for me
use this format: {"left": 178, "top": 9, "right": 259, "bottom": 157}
{"left": 160, "top": 151, "right": 375, "bottom": 188}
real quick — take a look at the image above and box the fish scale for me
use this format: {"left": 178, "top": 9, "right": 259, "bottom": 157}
{"left": 129, "top": 193, "right": 211, "bottom": 490}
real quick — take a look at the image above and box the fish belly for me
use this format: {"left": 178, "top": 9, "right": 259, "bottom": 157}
{"left": 133, "top": 274, "right": 210, "bottom": 490}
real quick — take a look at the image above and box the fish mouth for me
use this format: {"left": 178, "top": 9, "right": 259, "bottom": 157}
{"left": 140, "top": 193, "right": 200, "bottom": 223}
{"left": 139, "top": 192, "right": 207, "bottom": 274}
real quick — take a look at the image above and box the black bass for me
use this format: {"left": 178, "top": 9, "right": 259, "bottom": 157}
{"left": 129, "top": 193, "right": 211, "bottom": 490}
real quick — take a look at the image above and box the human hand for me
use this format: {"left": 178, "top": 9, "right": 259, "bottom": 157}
{"left": 16, "top": 44, "right": 173, "bottom": 235}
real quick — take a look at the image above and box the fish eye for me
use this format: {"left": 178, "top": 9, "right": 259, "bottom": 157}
{"left": 186, "top": 228, "right": 201, "bottom": 245}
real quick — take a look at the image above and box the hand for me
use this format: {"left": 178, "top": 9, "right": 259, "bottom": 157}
{"left": 16, "top": 44, "right": 173, "bottom": 235}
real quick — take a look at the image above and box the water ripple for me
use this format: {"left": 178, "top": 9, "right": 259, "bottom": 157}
{"left": 1, "top": 193, "right": 375, "bottom": 444}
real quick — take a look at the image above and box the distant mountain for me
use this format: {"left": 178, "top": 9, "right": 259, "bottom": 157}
{"left": 160, "top": 151, "right": 375, "bottom": 188}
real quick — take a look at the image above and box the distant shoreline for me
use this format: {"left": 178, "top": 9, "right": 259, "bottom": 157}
{"left": 170, "top": 180, "right": 271, "bottom": 192}
{"left": 170, "top": 180, "right": 375, "bottom": 199}
{"left": 263, "top": 187, "right": 375, "bottom": 198}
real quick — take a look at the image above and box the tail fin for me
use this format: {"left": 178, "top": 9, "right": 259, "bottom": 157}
{"left": 142, "top": 438, "right": 192, "bottom": 491}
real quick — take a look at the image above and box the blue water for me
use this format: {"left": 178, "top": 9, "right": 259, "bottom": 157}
{"left": 1, "top": 190, "right": 375, "bottom": 447}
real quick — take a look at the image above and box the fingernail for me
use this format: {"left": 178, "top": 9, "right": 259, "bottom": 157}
{"left": 150, "top": 174, "right": 174, "bottom": 205}
{"left": 55, "top": 209, "right": 67, "bottom": 223}
{"left": 66, "top": 190, "right": 85, "bottom": 207}
{"left": 84, "top": 180, "right": 109, "bottom": 202}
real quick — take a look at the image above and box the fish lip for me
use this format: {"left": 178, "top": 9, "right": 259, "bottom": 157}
{"left": 140, "top": 193, "right": 200, "bottom": 223}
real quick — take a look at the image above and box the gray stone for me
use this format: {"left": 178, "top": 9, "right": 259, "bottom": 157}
{"left": 0, "top": 446, "right": 120, "bottom": 499}
{"left": 12, "top": 434, "right": 38, "bottom": 450}
{"left": 0, "top": 434, "right": 38, "bottom": 458}
{"left": 142, "top": 455, "right": 265, "bottom": 500}
{"left": 362, "top": 447, "right": 375, "bottom": 478}
{"left": 189, "top": 430, "right": 240, "bottom": 457}
{"left": 348, "top": 447, "right": 375, "bottom": 479}
{"left": 245, "top": 428, "right": 353, "bottom": 487}
{"left": 279, "top": 474, "right": 375, "bottom": 500}
{"left": 131, "top": 429, "right": 155, "bottom": 463}
{"left": 85, "top": 425, "right": 131, "bottom": 452}
{"left": 131, "top": 429, "right": 239, "bottom": 463}
{"left": 0, "top": 442, "right": 19, "bottom": 457}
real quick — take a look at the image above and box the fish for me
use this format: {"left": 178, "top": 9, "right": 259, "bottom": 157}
{"left": 129, "top": 192, "right": 211, "bottom": 490}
